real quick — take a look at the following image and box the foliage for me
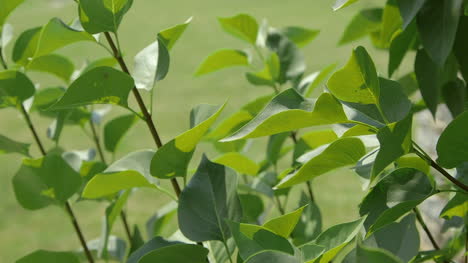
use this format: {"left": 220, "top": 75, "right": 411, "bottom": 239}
{"left": 0, "top": 0, "right": 467, "bottom": 263}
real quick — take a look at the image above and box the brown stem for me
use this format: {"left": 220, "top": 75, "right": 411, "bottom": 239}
{"left": 65, "top": 202, "right": 95, "bottom": 263}
{"left": 103, "top": 32, "right": 182, "bottom": 197}
{"left": 413, "top": 147, "right": 468, "bottom": 192}
{"left": 18, "top": 98, "right": 94, "bottom": 263}
{"left": 120, "top": 211, "right": 133, "bottom": 244}
{"left": 0, "top": 48, "right": 7, "bottom": 70}
{"left": 89, "top": 120, "right": 106, "bottom": 164}
{"left": 413, "top": 208, "right": 440, "bottom": 250}
{"left": 306, "top": 181, "right": 315, "bottom": 202}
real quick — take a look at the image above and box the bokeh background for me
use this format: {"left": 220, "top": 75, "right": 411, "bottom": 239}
{"left": 0, "top": 0, "right": 417, "bottom": 261}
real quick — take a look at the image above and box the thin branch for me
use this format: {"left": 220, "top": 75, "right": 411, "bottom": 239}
{"left": 89, "top": 120, "right": 106, "bottom": 164}
{"left": 413, "top": 208, "right": 440, "bottom": 250}
{"left": 103, "top": 32, "right": 182, "bottom": 197}
{"left": 412, "top": 145, "right": 468, "bottom": 192}
{"left": 19, "top": 104, "right": 94, "bottom": 263}
{"left": 0, "top": 48, "right": 7, "bottom": 70}
{"left": 275, "top": 196, "right": 285, "bottom": 215}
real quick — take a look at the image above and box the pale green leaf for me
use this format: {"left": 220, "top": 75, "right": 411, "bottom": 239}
{"left": 222, "top": 89, "right": 348, "bottom": 141}
{"left": 264, "top": 206, "right": 306, "bottom": 238}
{"left": 214, "top": 152, "right": 259, "bottom": 176}
{"left": 339, "top": 9, "right": 382, "bottom": 45}
{"left": 27, "top": 54, "right": 74, "bottom": 83}
{"left": 281, "top": 26, "right": 319, "bottom": 47}
{"left": 104, "top": 114, "right": 137, "bottom": 153}
{"left": 133, "top": 37, "right": 170, "bottom": 91}
{"left": 333, "top": 0, "right": 360, "bottom": 11}
{"left": 158, "top": 17, "right": 192, "bottom": 50}
{"left": 218, "top": 14, "right": 258, "bottom": 44}
{"left": 0, "top": 133, "right": 30, "bottom": 156}
{"left": 195, "top": 49, "right": 249, "bottom": 76}
{"left": 16, "top": 250, "right": 79, "bottom": 263}
{"left": 277, "top": 138, "right": 365, "bottom": 189}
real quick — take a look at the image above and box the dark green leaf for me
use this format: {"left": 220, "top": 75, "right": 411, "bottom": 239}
{"left": 292, "top": 192, "right": 322, "bottom": 246}
{"left": 440, "top": 193, "right": 468, "bottom": 220}
{"left": 372, "top": 114, "right": 412, "bottom": 178}
{"left": 436, "top": 111, "right": 468, "bottom": 168}
{"left": 0, "top": 134, "right": 30, "bottom": 156}
{"left": 104, "top": 114, "right": 137, "bottom": 153}
{"left": 442, "top": 78, "right": 466, "bottom": 118}
{"left": 416, "top": 0, "right": 463, "bottom": 66}
{"left": 396, "top": 0, "right": 427, "bottom": 29}
{"left": 178, "top": 155, "right": 242, "bottom": 242}
{"left": 127, "top": 237, "right": 182, "bottom": 263}
{"left": 454, "top": 16, "right": 468, "bottom": 83}
{"left": 12, "top": 26, "right": 40, "bottom": 63}
{"left": 134, "top": 37, "right": 170, "bottom": 90}
{"left": 222, "top": 89, "right": 348, "bottom": 141}
{"left": 218, "top": 14, "right": 258, "bottom": 44}
{"left": 79, "top": 0, "right": 134, "bottom": 34}
{"left": 195, "top": 49, "right": 249, "bottom": 76}
{"left": 267, "top": 132, "right": 289, "bottom": 166}
{"left": 16, "top": 250, "right": 79, "bottom": 263}
{"left": 247, "top": 250, "right": 301, "bottom": 263}
{"left": 50, "top": 67, "right": 134, "bottom": 110}
{"left": 356, "top": 243, "right": 403, "bottom": 263}
{"left": 380, "top": 0, "right": 403, "bottom": 48}
{"left": 388, "top": 22, "right": 417, "bottom": 77}
{"left": 13, "top": 154, "right": 82, "bottom": 210}
{"left": 266, "top": 30, "right": 305, "bottom": 83}
{"left": 0, "top": 70, "right": 35, "bottom": 108}
{"left": 138, "top": 244, "right": 209, "bottom": 263}
{"left": 339, "top": 9, "right": 383, "bottom": 45}
{"left": 239, "top": 194, "right": 264, "bottom": 223}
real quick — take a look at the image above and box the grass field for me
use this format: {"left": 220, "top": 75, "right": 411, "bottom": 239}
{"left": 0, "top": 0, "right": 389, "bottom": 261}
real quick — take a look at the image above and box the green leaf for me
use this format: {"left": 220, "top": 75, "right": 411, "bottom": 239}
{"left": 229, "top": 221, "right": 295, "bottom": 261}
{"left": 264, "top": 206, "right": 306, "bottom": 238}
{"left": 442, "top": 78, "right": 466, "bottom": 118}
{"left": 440, "top": 193, "right": 468, "bottom": 220}
{"left": 300, "top": 63, "right": 337, "bottom": 97}
{"left": 396, "top": 0, "right": 426, "bottom": 29}
{"left": 50, "top": 67, "right": 134, "bottom": 110}
{"left": 178, "top": 155, "right": 242, "bottom": 242}
{"left": 104, "top": 114, "right": 137, "bottom": 153}
{"left": 416, "top": 0, "right": 463, "bottom": 66}
{"left": 360, "top": 168, "right": 434, "bottom": 235}
{"left": 266, "top": 30, "right": 305, "bottom": 83}
{"left": 150, "top": 103, "right": 225, "bottom": 179}
{"left": 328, "top": 46, "right": 380, "bottom": 105}
{"left": 302, "top": 217, "right": 366, "bottom": 263}
{"left": 222, "top": 89, "right": 348, "bottom": 141}
{"left": 0, "top": 134, "right": 30, "bottom": 156}
{"left": 82, "top": 57, "right": 118, "bottom": 74}
{"left": 79, "top": 0, "right": 134, "bottom": 34}
{"left": 281, "top": 26, "right": 319, "bottom": 47}
{"left": 333, "top": 0, "right": 360, "bottom": 11}
{"left": 388, "top": 22, "right": 417, "bottom": 77}
{"left": 138, "top": 244, "right": 209, "bottom": 263}
{"left": 356, "top": 243, "right": 403, "bottom": 263}
{"left": 82, "top": 150, "right": 158, "bottom": 199}
{"left": 146, "top": 202, "right": 178, "bottom": 238}
{"left": 0, "top": 0, "right": 24, "bottom": 31}
{"left": 12, "top": 26, "right": 41, "bottom": 64}
{"left": 1, "top": 23, "right": 13, "bottom": 49}
{"left": 16, "top": 250, "right": 79, "bottom": 263}
{"left": 395, "top": 154, "right": 430, "bottom": 174}
{"left": 133, "top": 37, "right": 170, "bottom": 91}
{"left": 380, "top": 0, "right": 403, "bottom": 48}
{"left": 208, "top": 239, "right": 236, "bottom": 263}
{"left": 267, "top": 132, "right": 290, "bottom": 166}
{"left": 239, "top": 194, "right": 264, "bottom": 223}
{"left": 27, "top": 54, "right": 75, "bottom": 83}
{"left": 414, "top": 49, "right": 445, "bottom": 117}
{"left": 195, "top": 49, "right": 249, "bottom": 76}
{"left": 127, "top": 237, "right": 182, "bottom": 263}
{"left": 0, "top": 70, "right": 35, "bottom": 108}
{"left": 276, "top": 138, "right": 366, "bottom": 189}
{"left": 292, "top": 192, "right": 322, "bottom": 246}
{"left": 214, "top": 152, "right": 259, "bottom": 176}
{"left": 455, "top": 16, "right": 468, "bottom": 83}
{"left": 245, "top": 53, "right": 280, "bottom": 88}
{"left": 365, "top": 213, "right": 420, "bottom": 262}
{"left": 436, "top": 111, "right": 468, "bottom": 168}
{"left": 13, "top": 154, "right": 82, "bottom": 210}
{"left": 101, "top": 190, "right": 130, "bottom": 259}
{"left": 245, "top": 250, "right": 301, "bottom": 263}
{"left": 33, "top": 18, "right": 96, "bottom": 59}
{"left": 158, "top": 17, "right": 192, "bottom": 50}
{"left": 339, "top": 9, "right": 383, "bottom": 45}
{"left": 372, "top": 114, "right": 412, "bottom": 178}
{"left": 218, "top": 14, "right": 258, "bottom": 44}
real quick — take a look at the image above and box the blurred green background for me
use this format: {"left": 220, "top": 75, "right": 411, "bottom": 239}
{"left": 0, "top": 0, "right": 395, "bottom": 261}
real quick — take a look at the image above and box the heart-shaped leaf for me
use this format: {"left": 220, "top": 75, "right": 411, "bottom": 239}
{"left": 218, "top": 14, "right": 258, "bottom": 45}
